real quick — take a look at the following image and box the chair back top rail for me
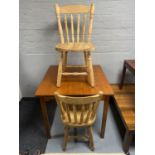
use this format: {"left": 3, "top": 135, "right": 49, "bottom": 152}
{"left": 55, "top": 3, "right": 95, "bottom": 44}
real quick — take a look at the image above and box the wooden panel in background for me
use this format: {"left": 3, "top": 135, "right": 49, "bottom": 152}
{"left": 111, "top": 84, "right": 135, "bottom": 131}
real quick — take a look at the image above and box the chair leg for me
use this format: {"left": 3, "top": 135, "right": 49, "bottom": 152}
{"left": 84, "top": 51, "right": 90, "bottom": 84}
{"left": 62, "top": 52, "right": 68, "bottom": 71}
{"left": 57, "top": 52, "right": 63, "bottom": 87}
{"left": 88, "top": 126, "right": 94, "bottom": 151}
{"left": 87, "top": 52, "right": 95, "bottom": 87}
{"left": 87, "top": 127, "right": 91, "bottom": 148}
{"left": 64, "top": 52, "right": 68, "bottom": 66}
{"left": 63, "top": 126, "right": 69, "bottom": 151}
{"left": 74, "top": 128, "right": 78, "bottom": 143}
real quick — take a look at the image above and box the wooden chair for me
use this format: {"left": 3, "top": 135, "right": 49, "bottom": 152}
{"left": 55, "top": 3, "right": 95, "bottom": 87}
{"left": 54, "top": 92, "right": 103, "bottom": 151}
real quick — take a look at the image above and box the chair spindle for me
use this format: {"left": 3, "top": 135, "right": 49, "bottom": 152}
{"left": 85, "top": 103, "right": 93, "bottom": 123}
{"left": 88, "top": 3, "right": 94, "bottom": 42}
{"left": 80, "top": 105, "right": 85, "bottom": 123}
{"left": 77, "top": 14, "right": 80, "bottom": 42}
{"left": 56, "top": 4, "right": 64, "bottom": 43}
{"left": 82, "top": 14, "right": 87, "bottom": 42}
{"left": 73, "top": 105, "right": 77, "bottom": 123}
{"left": 71, "top": 14, "right": 74, "bottom": 43}
{"left": 65, "top": 103, "right": 71, "bottom": 122}
{"left": 64, "top": 15, "right": 70, "bottom": 43}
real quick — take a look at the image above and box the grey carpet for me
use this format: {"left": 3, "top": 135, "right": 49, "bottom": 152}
{"left": 19, "top": 98, "right": 55, "bottom": 155}
{"left": 45, "top": 101, "right": 135, "bottom": 155}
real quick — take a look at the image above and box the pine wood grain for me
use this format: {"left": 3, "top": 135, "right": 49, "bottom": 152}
{"left": 55, "top": 42, "right": 95, "bottom": 52}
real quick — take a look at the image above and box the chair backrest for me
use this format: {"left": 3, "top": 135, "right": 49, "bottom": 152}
{"left": 55, "top": 3, "right": 95, "bottom": 44}
{"left": 55, "top": 92, "right": 103, "bottom": 126}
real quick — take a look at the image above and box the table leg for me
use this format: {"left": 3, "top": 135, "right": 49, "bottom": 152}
{"left": 40, "top": 97, "right": 51, "bottom": 138}
{"left": 119, "top": 62, "right": 127, "bottom": 89}
{"left": 100, "top": 96, "right": 109, "bottom": 138}
{"left": 123, "top": 130, "right": 133, "bottom": 154}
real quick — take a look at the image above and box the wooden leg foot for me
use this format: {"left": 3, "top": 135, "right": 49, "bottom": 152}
{"left": 40, "top": 97, "right": 51, "bottom": 138}
{"left": 88, "top": 126, "right": 94, "bottom": 151}
{"left": 123, "top": 130, "right": 133, "bottom": 154}
{"left": 63, "top": 126, "right": 69, "bottom": 151}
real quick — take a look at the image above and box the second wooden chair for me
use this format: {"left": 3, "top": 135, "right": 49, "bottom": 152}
{"left": 55, "top": 3, "right": 95, "bottom": 87}
{"left": 55, "top": 92, "right": 103, "bottom": 151}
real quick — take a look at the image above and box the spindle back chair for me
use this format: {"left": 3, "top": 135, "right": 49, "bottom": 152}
{"left": 55, "top": 3, "right": 95, "bottom": 87}
{"left": 55, "top": 92, "right": 103, "bottom": 151}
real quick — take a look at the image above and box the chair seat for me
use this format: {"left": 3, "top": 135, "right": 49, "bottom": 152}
{"left": 55, "top": 42, "right": 95, "bottom": 52}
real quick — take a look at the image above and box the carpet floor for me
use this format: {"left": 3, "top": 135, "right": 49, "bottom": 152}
{"left": 19, "top": 98, "right": 56, "bottom": 155}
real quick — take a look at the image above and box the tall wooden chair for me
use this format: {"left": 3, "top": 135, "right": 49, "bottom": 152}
{"left": 55, "top": 3, "right": 95, "bottom": 87}
{"left": 55, "top": 92, "right": 103, "bottom": 151}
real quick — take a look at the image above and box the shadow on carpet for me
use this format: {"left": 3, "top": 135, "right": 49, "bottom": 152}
{"left": 19, "top": 98, "right": 57, "bottom": 155}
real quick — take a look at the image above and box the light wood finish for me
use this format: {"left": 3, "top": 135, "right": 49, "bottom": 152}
{"left": 55, "top": 4, "right": 64, "bottom": 44}
{"left": 87, "top": 52, "right": 95, "bottom": 87}
{"left": 71, "top": 14, "right": 74, "bottom": 43}
{"left": 88, "top": 3, "right": 95, "bottom": 42}
{"left": 35, "top": 65, "right": 114, "bottom": 138}
{"left": 55, "top": 3, "right": 95, "bottom": 87}
{"left": 111, "top": 84, "right": 135, "bottom": 154}
{"left": 59, "top": 5, "right": 90, "bottom": 14}
{"left": 82, "top": 14, "right": 87, "bottom": 41}
{"left": 64, "top": 15, "right": 69, "bottom": 43}
{"left": 57, "top": 53, "right": 63, "bottom": 87}
{"left": 62, "top": 72, "right": 88, "bottom": 76}
{"left": 55, "top": 92, "right": 103, "bottom": 151}
{"left": 77, "top": 14, "right": 80, "bottom": 42}
{"left": 56, "top": 42, "right": 95, "bottom": 52}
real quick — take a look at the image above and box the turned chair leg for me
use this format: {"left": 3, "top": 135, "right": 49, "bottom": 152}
{"left": 87, "top": 52, "right": 95, "bottom": 87}
{"left": 62, "top": 52, "right": 67, "bottom": 71}
{"left": 63, "top": 126, "right": 69, "bottom": 151}
{"left": 84, "top": 51, "right": 90, "bottom": 84}
{"left": 88, "top": 126, "right": 94, "bottom": 151}
{"left": 57, "top": 52, "right": 63, "bottom": 87}
{"left": 64, "top": 52, "right": 68, "bottom": 66}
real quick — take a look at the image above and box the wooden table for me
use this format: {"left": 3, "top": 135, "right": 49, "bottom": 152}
{"left": 119, "top": 60, "right": 135, "bottom": 89}
{"left": 35, "top": 65, "right": 114, "bottom": 138}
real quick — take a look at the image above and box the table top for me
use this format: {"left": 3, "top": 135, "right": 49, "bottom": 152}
{"left": 35, "top": 65, "right": 114, "bottom": 96}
